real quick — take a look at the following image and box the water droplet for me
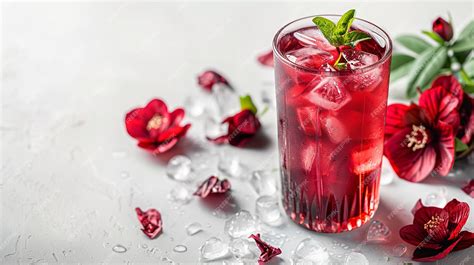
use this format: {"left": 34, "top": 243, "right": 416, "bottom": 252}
{"left": 112, "top": 244, "right": 127, "bottom": 253}
{"left": 367, "top": 220, "right": 391, "bottom": 242}
{"left": 391, "top": 244, "right": 407, "bottom": 257}
{"left": 229, "top": 238, "right": 255, "bottom": 260}
{"left": 186, "top": 222, "right": 203, "bottom": 236}
{"left": 167, "top": 185, "right": 192, "bottom": 204}
{"left": 173, "top": 245, "right": 187, "bottom": 253}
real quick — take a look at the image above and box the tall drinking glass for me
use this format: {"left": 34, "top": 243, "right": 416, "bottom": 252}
{"left": 273, "top": 15, "right": 392, "bottom": 233}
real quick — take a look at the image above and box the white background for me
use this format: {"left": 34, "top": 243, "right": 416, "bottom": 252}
{"left": 1, "top": 1, "right": 474, "bottom": 264}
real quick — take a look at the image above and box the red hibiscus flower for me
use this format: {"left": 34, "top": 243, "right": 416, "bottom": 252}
{"left": 193, "top": 176, "right": 231, "bottom": 198}
{"left": 197, "top": 70, "right": 231, "bottom": 92}
{"left": 257, "top": 50, "right": 274, "bottom": 67}
{"left": 432, "top": 17, "right": 453, "bottom": 42}
{"left": 400, "top": 199, "right": 474, "bottom": 262}
{"left": 384, "top": 77, "right": 461, "bottom": 182}
{"left": 135, "top": 207, "right": 163, "bottom": 239}
{"left": 125, "top": 99, "right": 191, "bottom": 154}
{"left": 249, "top": 233, "right": 282, "bottom": 263}
{"left": 207, "top": 109, "right": 261, "bottom": 147}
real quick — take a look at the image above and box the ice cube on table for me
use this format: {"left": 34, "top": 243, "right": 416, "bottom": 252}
{"left": 366, "top": 220, "right": 391, "bottom": 242}
{"left": 350, "top": 145, "right": 383, "bottom": 175}
{"left": 167, "top": 185, "right": 192, "bottom": 204}
{"left": 212, "top": 84, "right": 240, "bottom": 118}
{"left": 200, "top": 237, "right": 229, "bottom": 261}
{"left": 342, "top": 49, "right": 379, "bottom": 69}
{"left": 255, "top": 196, "right": 282, "bottom": 226}
{"left": 229, "top": 238, "right": 256, "bottom": 260}
{"left": 285, "top": 47, "right": 334, "bottom": 69}
{"left": 204, "top": 115, "right": 228, "bottom": 139}
{"left": 296, "top": 106, "right": 321, "bottom": 136}
{"left": 166, "top": 155, "right": 193, "bottom": 182}
{"left": 224, "top": 210, "right": 258, "bottom": 238}
{"left": 218, "top": 152, "right": 248, "bottom": 179}
{"left": 186, "top": 222, "right": 203, "bottom": 236}
{"left": 422, "top": 192, "right": 447, "bottom": 208}
{"left": 291, "top": 238, "right": 330, "bottom": 265}
{"left": 305, "top": 77, "right": 351, "bottom": 110}
{"left": 321, "top": 115, "right": 348, "bottom": 144}
{"left": 250, "top": 170, "right": 278, "bottom": 196}
{"left": 184, "top": 95, "right": 205, "bottom": 117}
{"left": 344, "top": 252, "right": 369, "bottom": 265}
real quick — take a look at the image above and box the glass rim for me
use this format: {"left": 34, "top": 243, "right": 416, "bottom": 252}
{"left": 272, "top": 14, "right": 393, "bottom": 76}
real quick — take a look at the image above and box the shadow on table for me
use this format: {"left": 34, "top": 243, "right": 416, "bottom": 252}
{"left": 139, "top": 137, "right": 207, "bottom": 165}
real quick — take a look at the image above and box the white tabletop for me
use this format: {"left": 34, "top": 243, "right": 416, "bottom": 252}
{"left": 1, "top": 1, "right": 474, "bottom": 264}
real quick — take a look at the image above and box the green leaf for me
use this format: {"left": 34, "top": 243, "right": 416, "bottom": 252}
{"left": 239, "top": 95, "right": 257, "bottom": 114}
{"left": 344, "top": 31, "right": 372, "bottom": 47}
{"left": 406, "top": 46, "right": 448, "bottom": 98}
{"left": 457, "top": 20, "right": 474, "bottom": 41}
{"left": 452, "top": 38, "right": 474, "bottom": 52}
{"left": 335, "top": 9, "right": 355, "bottom": 36}
{"left": 312, "top": 17, "right": 336, "bottom": 45}
{"left": 455, "top": 138, "right": 469, "bottom": 152}
{"left": 391, "top": 61, "right": 414, "bottom": 82}
{"left": 422, "top": 30, "right": 445, "bottom": 45}
{"left": 463, "top": 83, "right": 474, "bottom": 93}
{"left": 396, "top": 35, "right": 432, "bottom": 54}
{"left": 463, "top": 57, "right": 474, "bottom": 77}
{"left": 391, "top": 53, "right": 415, "bottom": 70}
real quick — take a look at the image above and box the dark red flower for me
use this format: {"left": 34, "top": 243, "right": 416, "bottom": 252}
{"left": 193, "top": 176, "right": 231, "bottom": 198}
{"left": 432, "top": 17, "right": 453, "bottom": 42}
{"left": 249, "top": 233, "right": 282, "bottom": 263}
{"left": 462, "top": 179, "right": 474, "bottom": 198}
{"left": 384, "top": 77, "right": 461, "bottom": 182}
{"left": 207, "top": 109, "right": 261, "bottom": 147}
{"left": 125, "top": 99, "right": 191, "bottom": 154}
{"left": 257, "top": 50, "right": 274, "bottom": 67}
{"left": 135, "top": 207, "right": 163, "bottom": 239}
{"left": 197, "top": 70, "right": 231, "bottom": 92}
{"left": 384, "top": 104, "right": 455, "bottom": 182}
{"left": 400, "top": 199, "right": 474, "bottom": 262}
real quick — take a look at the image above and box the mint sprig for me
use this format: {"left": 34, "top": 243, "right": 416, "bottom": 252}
{"left": 312, "top": 9, "right": 371, "bottom": 48}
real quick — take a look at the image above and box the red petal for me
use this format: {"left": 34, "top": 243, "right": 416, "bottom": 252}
{"left": 249, "top": 233, "right": 282, "bottom": 263}
{"left": 400, "top": 224, "right": 439, "bottom": 248}
{"left": 385, "top": 104, "right": 409, "bottom": 138}
{"left": 137, "top": 139, "right": 158, "bottom": 151}
{"left": 197, "top": 70, "right": 230, "bottom": 91}
{"left": 433, "top": 121, "right": 455, "bottom": 176}
{"left": 411, "top": 199, "right": 425, "bottom": 215}
{"left": 194, "top": 176, "right": 231, "bottom": 198}
{"left": 257, "top": 50, "right": 274, "bottom": 67}
{"left": 412, "top": 236, "right": 462, "bottom": 262}
{"left": 431, "top": 75, "right": 463, "bottom": 104}
{"left": 384, "top": 128, "right": 436, "bottom": 182}
{"left": 135, "top": 207, "right": 163, "bottom": 239}
{"left": 414, "top": 207, "right": 449, "bottom": 243}
{"left": 462, "top": 180, "right": 474, "bottom": 198}
{"left": 453, "top": 231, "right": 474, "bottom": 251}
{"left": 231, "top": 110, "right": 261, "bottom": 135}
{"left": 169, "top": 108, "right": 185, "bottom": 128}
{"left": 125, "top": 108, "right": 150, "bottom": 139}
{"left": 443, "top": 199, "right": 470, "bottom": 240}
{"left": 144, "top": 99, "right": 169, "bottom": 118}
{"left": 419, "top": 84, "right": 460, "bottom": 129}
{"left": 206, "top": 135, "right": 229, "bottom": 144}
{"left": 460, "top": 96, "right": 474, "bottom": 143}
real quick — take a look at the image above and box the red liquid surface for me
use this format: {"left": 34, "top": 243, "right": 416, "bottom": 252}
{"left": 275, "top": 27, "right": 391, "bottom": 232}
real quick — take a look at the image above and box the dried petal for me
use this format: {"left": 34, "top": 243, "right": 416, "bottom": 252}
{"left": 135, "top": 207, "right": 163, "bottom": 239}
{"left": 194, "top": 176, "right": 231, "bottom": 198}
{"left": 462, "top": 180, "right": 474, "bottom": 198}
{"left": 207, "top": 110, "right": 261, "bottom": 147}
{"left": 197, "top": 70, "right": 230, "bottom": 92}
{"left": 249, "top": 233, "right": 282, "bottom": 263}
{"left": 257, "top": 50, "right": 274, "bottom": 67}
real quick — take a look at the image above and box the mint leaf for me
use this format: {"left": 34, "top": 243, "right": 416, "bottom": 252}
{"left": 312, "top": 17, "right": 336, "bottom": 45}
{"left": 240, "top": 95, "right": 257, "bottom": 114}
{"left": 455, "top": 137, "right": 469, "bottom": 152}
{"left": 335, "top": 9, "right": 355, "bottom": 36}
{"left": 344, "top": 30, "right": 371, "bottom": 47}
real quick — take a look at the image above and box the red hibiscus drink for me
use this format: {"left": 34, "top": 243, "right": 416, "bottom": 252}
{"left": 273, "top": 14, "right": 392, "bottom": 232}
